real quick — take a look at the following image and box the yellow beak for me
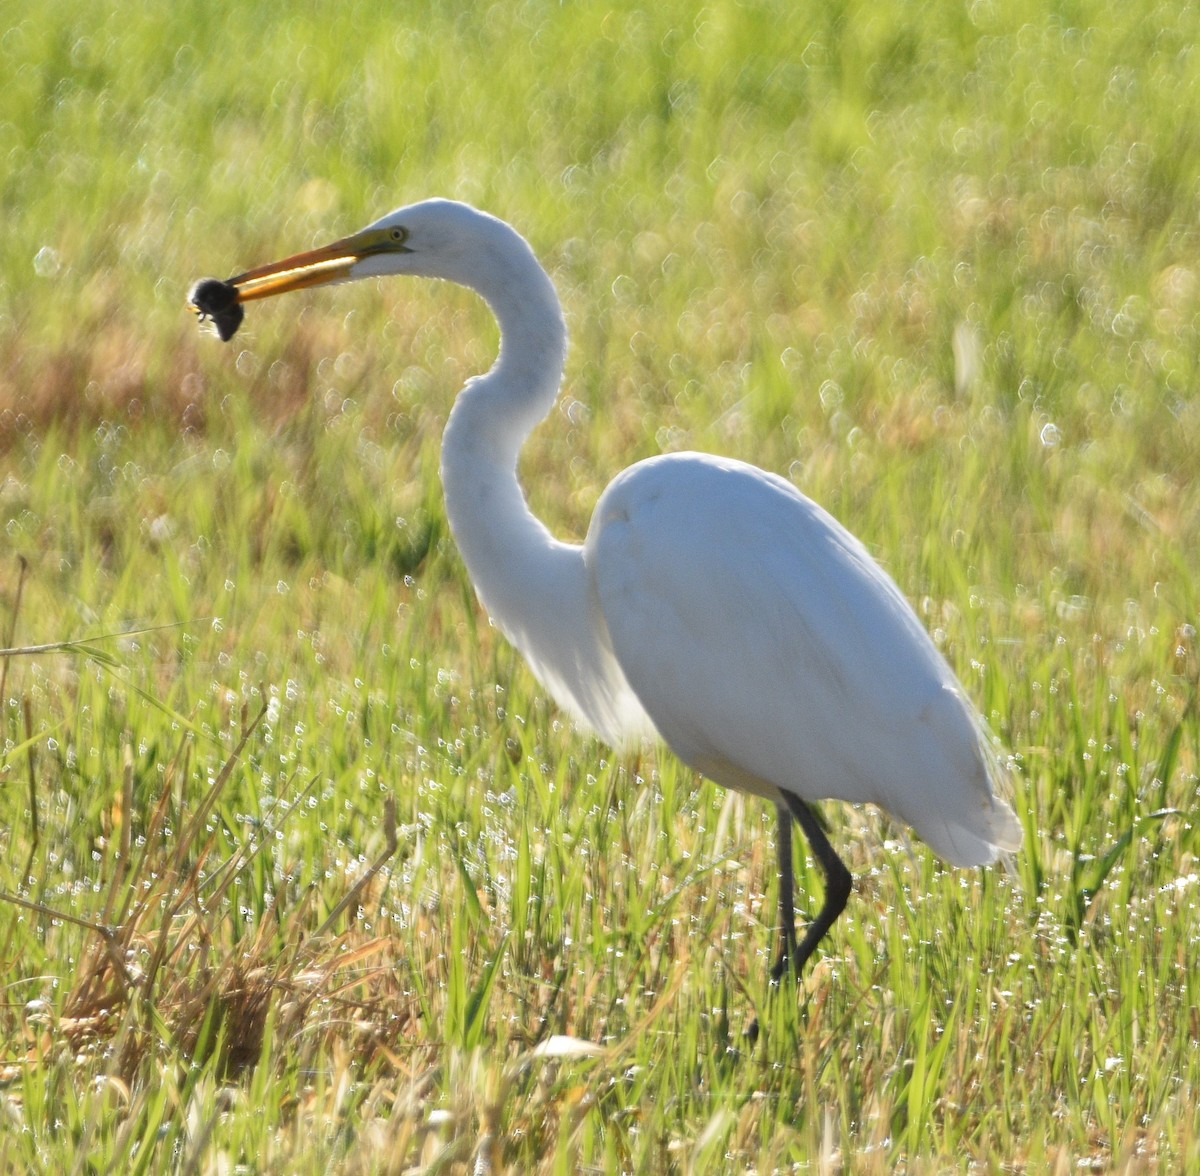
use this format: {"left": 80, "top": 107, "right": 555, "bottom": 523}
{"left": 229, "top": 225, "right": 410, "bottom": 302}
{"left": 229, "top": 234, "right": 366, "bottom": 302}
{"left": 190, "top": 225, "right": 411, "bottom": 340}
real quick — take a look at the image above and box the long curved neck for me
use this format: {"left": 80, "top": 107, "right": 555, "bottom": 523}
{"left": 434, "top": 216, "right": 652, "bottom": 747}
{"left": 442, "top": 256, "right": 567, "bottom": 480}
{"left": 439, "top": 236, "right": 569, "bottom": 584}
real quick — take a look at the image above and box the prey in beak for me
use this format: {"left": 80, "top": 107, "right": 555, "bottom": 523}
{"left": 187, "top": 225, "right": 409, "bottom": 343}
{"left": 187, "top": 277, "right": 243, "bottom": 341}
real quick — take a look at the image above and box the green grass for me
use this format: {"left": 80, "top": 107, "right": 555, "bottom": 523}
{"left": 2, "top": 0, "right": 1200, "bottom": 1169}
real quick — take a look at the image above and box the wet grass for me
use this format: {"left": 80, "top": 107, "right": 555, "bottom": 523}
{"left": 2, "top": 0, "right": 1200, "bottom": 1169}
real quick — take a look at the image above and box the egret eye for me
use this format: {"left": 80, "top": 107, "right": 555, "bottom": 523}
{"left": 389, "top": 227, "right": 408, "bottom": 244}
{"left": 188, "top": 277, "right": 244, "bottom": 342}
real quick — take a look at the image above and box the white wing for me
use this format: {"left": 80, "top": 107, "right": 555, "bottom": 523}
{"left": 585, "top": 452, "right": 1021, "bottom": 867}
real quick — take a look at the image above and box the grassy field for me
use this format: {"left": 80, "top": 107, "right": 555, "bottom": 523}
{"left": 2, "top": 0, "right": 1200, "bottom": 1169}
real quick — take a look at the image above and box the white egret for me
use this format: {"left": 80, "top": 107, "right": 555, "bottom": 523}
{"left": 191, "top": 199, "right": 1022, "bottom": 996}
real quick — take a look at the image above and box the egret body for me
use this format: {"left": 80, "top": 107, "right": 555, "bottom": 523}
{"left": 193, "top": 199, "right": 1022, "bottom": 991}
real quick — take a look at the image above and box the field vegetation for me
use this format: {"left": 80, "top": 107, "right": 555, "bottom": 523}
{"left": 2, "top": 0, "right": 1200, "bottom": 1169}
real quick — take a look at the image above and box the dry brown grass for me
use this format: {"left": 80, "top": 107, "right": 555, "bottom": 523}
{"left": 0, "top": 694, "right": 414, "bottom": 1091}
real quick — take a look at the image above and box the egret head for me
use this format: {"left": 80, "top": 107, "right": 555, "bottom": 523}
{"left": 190, "top": 198, "right": 556, "bottom": 350}
{"left": 188, "top": 200, "right": 535, "bottom": 343}
{"left": 346, "top": 200, "right": 503, "bottom": 284}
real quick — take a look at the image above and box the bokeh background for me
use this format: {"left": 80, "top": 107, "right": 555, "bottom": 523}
{"left": 2, "top": 1, "right": 1199, "bottom": 1169}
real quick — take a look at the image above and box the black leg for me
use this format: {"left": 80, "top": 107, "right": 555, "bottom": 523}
{"left": 746, "top": 796, "right": 854, "bottom": 1044}
{"left": 779, "top": 792, "right": 853, "bottom": 977}
{"left": 771, "top": 801, "right": 798, "bottom": 982}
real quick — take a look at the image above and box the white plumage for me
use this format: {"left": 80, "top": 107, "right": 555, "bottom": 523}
{"left": 589, "top": 452, "right": 1019, "bottom": 868}
{"left": 212, "top": 198, "right": 1022, "bottom": 991}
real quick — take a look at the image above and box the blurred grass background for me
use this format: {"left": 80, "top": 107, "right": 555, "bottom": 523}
{"left": 2, "top": 0, "right": 1200, "bottom": 1169}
